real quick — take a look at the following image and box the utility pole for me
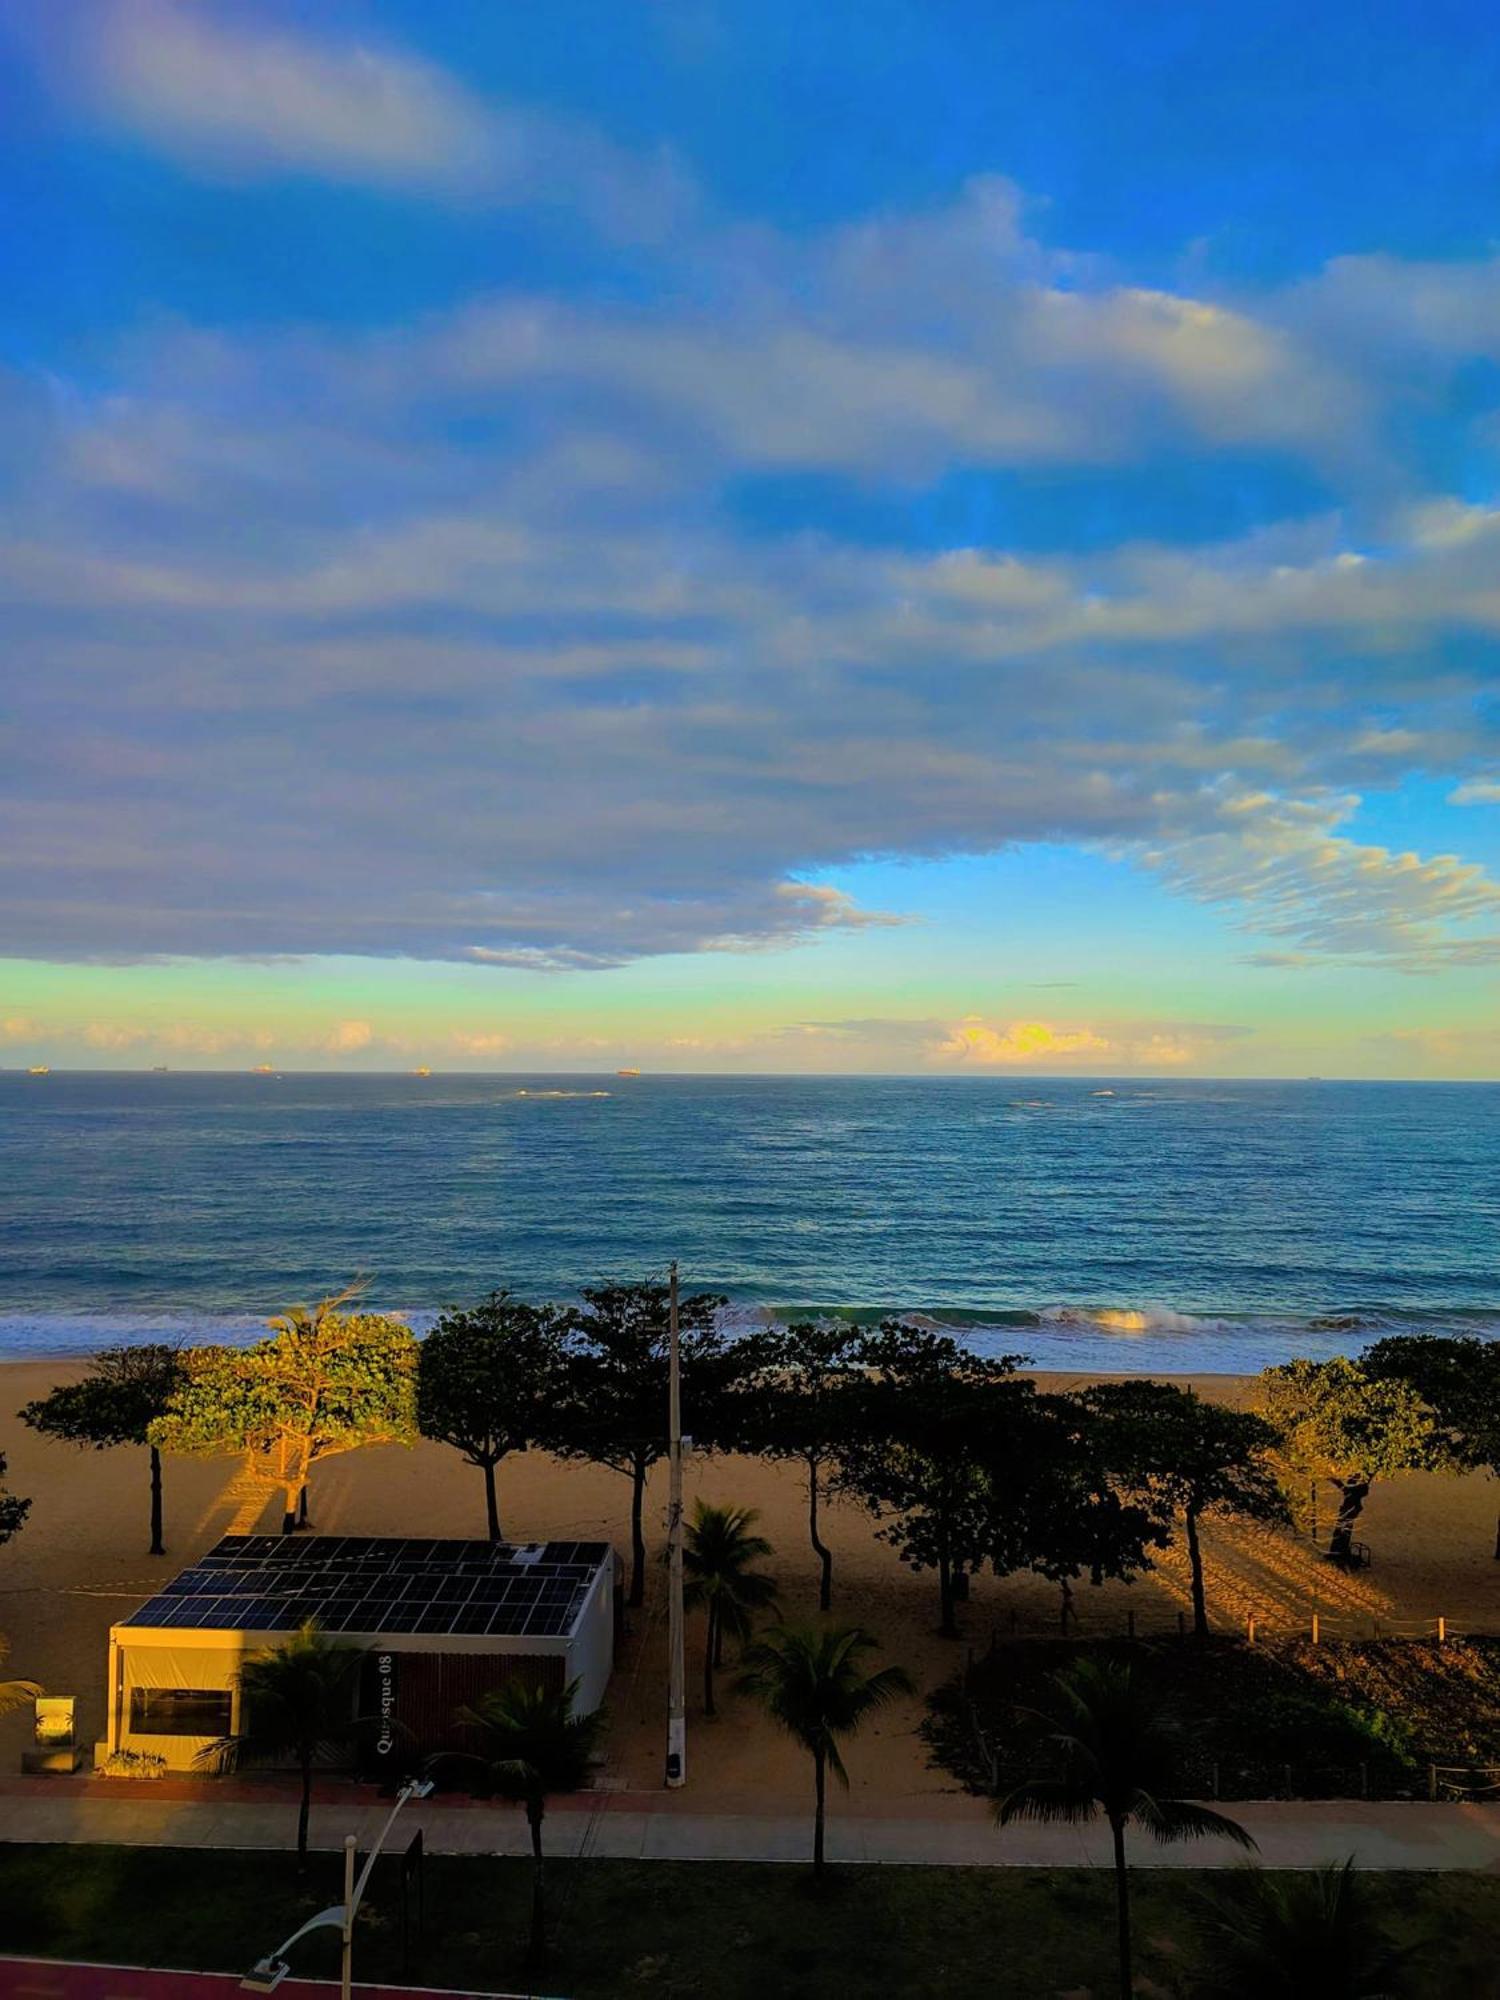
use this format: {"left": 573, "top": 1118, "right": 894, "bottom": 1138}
{"left": 665, "top": 1259, "right": 686, "bottom": 1787}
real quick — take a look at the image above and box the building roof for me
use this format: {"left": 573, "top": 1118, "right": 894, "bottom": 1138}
{"left": 118, "top": 1534, "right": 611, "bottom": 1642}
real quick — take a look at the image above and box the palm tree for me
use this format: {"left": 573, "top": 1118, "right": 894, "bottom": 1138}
{"left": 682, "top": 1501, "right": 778, "bottom": 1716}
{"left": 1193, "top": 1858, "right": 1417, "bottom": 1999}
{"left": 736, "top": 1623, "right": 913, "bottom": 1877}
{"left": 997, "top": 1656, "right": 1254, "bottom": 2000}
{"left": 455, "top": 1676, "right": 606, "bottom": 1970}
{"left": 0, "top": 1631, "right": 41, "bottom": 1716}
{"left": 206, "top": 1621, "right": 365, "bottom": 1870}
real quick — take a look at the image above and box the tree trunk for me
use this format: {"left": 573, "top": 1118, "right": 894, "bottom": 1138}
{"left": 281, "top": 1489, "right": 298, "bottom": 1536}
{"left": 526, "top": 1800, "right": 547, "bottom": 1969}
{"left": 704, "top": 1605, "right": 717, "bottom": 1717}
{"left": 296, "top": 1747, "right": 312, "bottom": 1871}
{"left": 482, "top": 1459, "right": 501, "bottom": 1542}
{"left": 1328, "top": 1479, "right": 1370, "bottom": 1562}
{"left": 1185, "top": 1504, "right": 1208, "bottom": 1638}
{"left": 938, "top": 1551, "right": 958, "bottom": 1638}
{"left": 148, "top": 1444, "right": 165, "bottom": 1557}
{"left": 1110, "top": 1813, "right": 1132, "bottom": 2000}
{"left": 808, "top": 1457, "right": 833, "bottom": 1611}
{"left": 628, "top": 1454, "right": 647, "bottom": 1607}
{"left": 297, "top": 1483, "right": 309, "bottom": 1528}
{"left": 813, "top": 1747, "right": 827, "bottom": 1876}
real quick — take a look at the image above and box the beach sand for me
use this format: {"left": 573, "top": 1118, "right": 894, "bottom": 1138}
{"left": 1, "top": 1361, "right": 1495, "bottom": 1813}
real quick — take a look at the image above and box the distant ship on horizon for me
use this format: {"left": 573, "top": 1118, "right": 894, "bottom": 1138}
{"left": 26, "top": 1064, "right": 50, "bottom": 1076}
{"left": 251, "top": 1063, "right": 275, "bottom": 1075}
{"left": 616, "top": 1067, "right": 641, "bottom": 1077}
{"left": 412, "top": 1066, "right": 432, "bottom": 1077}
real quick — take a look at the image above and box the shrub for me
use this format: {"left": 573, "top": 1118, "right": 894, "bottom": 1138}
{"left": 99, "top": 1749, "right": 168, "bottom": 1779}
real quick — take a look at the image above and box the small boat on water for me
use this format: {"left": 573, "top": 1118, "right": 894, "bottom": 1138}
{"left": 412, "top": 1066, "right": 432, "bottom": 1077}
{"left": 616, "top": 1067, "right": 641, "bottom": 1077}
{"left": 251, "top": 1063, "right": 275, "bottom": 1075}
{"left": 27, "top": 1064, "right": 50, "bottom": 1076}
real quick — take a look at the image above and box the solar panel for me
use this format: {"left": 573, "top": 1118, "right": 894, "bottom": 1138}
{"left": 119, "top": 1532, "right": 607, "bottom": 1643}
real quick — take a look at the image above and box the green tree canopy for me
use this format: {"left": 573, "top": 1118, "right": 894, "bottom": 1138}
{"left": 714, "top": 1320, "right": 863, "bottom": 1608}
{"left": 416, "top": 1293, "right": 569, "bottom": 1541}
{"left": 150, "top": 1288, "right": 418, "bottom": 1534}
{"left": 1192, "top": 1857, "right": 1418, "bottom": 1999}
{"left": 1078, "top": 1381, "right": 1286, "bottom": 1635}
{"left": 453, "top": 1676, "right": 605, "bottom": 1968}
{"left": 1364, "top": 1333, "right": 1500, "bottom": 1558}
{"left": 836, "top": 1322, "right": 1033, "bottom": 1637}
{"left": 213, "top": 1620, "right": 367, "bottom": 1868}
{"left": 20, "top": 1345, "right": 185, "bottom": 1554}
{"left": 997, "top": 1657, "right": 1253, "bottom": 2000}
{"left": 0, "top": 1450, "right": 29, "bottom": 1551}
{"left": 1018, "top": 1399, "right": 1172, "bottom": 1632}
{"left": 540, "top": 1280, "right": 731, "bottom": 1607}
{"left": 1259, "top": 1356, "right": 1448, "bottom": 1563}
{"left": 736, "top": 1623, "right": 912, "bottom": 1876}
{"left": 682, "top": 1500, "right": 778, "bottom": 1715}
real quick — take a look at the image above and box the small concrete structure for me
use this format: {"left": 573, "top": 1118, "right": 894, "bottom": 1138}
{"left": 101, "top": 1533, "right": 615, "bottom": 1773}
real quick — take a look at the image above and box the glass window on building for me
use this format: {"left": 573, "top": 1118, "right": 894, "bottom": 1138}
{"left": 129, "top": 1687, "right": 233, "bottom": 1736}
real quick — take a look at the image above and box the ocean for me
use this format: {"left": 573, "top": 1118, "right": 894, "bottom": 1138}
{"left": 1, "top": 1071, "right": 1497, "bottom": 1372}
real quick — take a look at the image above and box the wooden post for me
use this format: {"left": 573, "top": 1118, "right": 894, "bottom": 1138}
{"left": 1246, "top": 1614, "right": 1257, "bottom": 1646}
{"left": 1311, "top": 1611, "right": 1320, "bottom": 1645}
{"left": 1429, "top": 1764, "right": 1439, "bottom": 1801}
{"left": 1437, "top": 1616, "right": 1446, "bottom": 1646}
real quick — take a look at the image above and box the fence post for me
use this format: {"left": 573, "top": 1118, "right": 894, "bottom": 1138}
{"left": 1437, "top": 1616, "right": 1446, "bottom": 1646}
{"left": 1429, "top": 1764, "right": 1439, "bottom": 1802}
{"left": 1246, "top": 1614, "right": 1257, "bottom": 1646}
{"left": 1283, "top": 1763, "right": 1292, "bottom": 1799}
{"left": 1311, "top": 1612, "right": 1320, "bottom": 1646}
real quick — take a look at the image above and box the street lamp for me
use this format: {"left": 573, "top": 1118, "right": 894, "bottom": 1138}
{"left": 241, "top": 1776, "right": 435, "bottom": 1998}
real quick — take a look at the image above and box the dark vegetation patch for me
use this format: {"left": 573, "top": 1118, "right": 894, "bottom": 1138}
{"left": 926, "top": 1636, "right": 1500, "bottom": 1800}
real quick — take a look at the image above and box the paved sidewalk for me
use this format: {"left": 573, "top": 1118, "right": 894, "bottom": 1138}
{"left": 1, "top": 1788, "right": 1497, "bottom": 1872}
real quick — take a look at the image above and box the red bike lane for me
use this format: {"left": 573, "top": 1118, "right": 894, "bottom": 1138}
{"left": 0, "top": 1964, "right": 529, "bottom": 2000}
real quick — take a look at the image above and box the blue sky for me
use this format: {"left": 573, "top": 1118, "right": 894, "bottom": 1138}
{"left": 2, "top": 0, "right": 1499, "bottom": 1075}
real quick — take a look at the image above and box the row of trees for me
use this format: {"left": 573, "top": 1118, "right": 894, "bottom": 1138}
{"left": 15, "top": 1282, "right": 1500, "bottom": 1629}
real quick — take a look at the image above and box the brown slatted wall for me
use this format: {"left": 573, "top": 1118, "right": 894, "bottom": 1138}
{"left": 397, "top": 1651, "right": 567, "bottom": 1754}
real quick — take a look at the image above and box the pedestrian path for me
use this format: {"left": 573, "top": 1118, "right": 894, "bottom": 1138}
{"left": 1, "top": 1786, "right": 1496, "bottom": 1872}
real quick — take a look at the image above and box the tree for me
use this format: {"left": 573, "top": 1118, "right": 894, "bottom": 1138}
{"left": 150, "top": 1287, "right": 418, "bottom": 1534}
{"left": 682, "top": 1501, "right": 778, "bottom": 1715}
{"left": 836, "top": 1322, "right": 1032, "bottom": 1636}
{"left": 997, "top": 1656, "right": 1253, "bottom": 2000}
{"left": 0, "top": 1450, "right": 29, "bottom": 1550}
{"left": 1365, "top": 1334, "right": 1500, "bottom": 1558}
{"left": 542, "top": 1280, "right": 731, "bottom": 1607}
{"left": 1193, "top": 1857, "right": 1417, "bottom": 1999}
{"left": 1079, "top": 1382, "right": 1286, "bottom": 1636}
{"left": 20, "top": 1345, "right": 185, "bottom": 1555}
{"left": 454, "top": 1676, "right": 605, "bottom": 1969}
{"left": 0, "top": 1632, "right": 42, "bottom": 1718}
{"left": 736, "top": 1624, "right": 913, "bottom": 1877}
{"left": 717, "top": 1321, "right": 861, "bottom": 1610}
{"left": 1259, "top": 1357, "right": 1447, "bottom": 1564}
{"left": 210, "top": 1621, "right": 366, "bottom": 1870}
{"left": 417, "top": 1294, "right": 568, "bottom": 1541}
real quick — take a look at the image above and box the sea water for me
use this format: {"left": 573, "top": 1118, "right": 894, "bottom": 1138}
{"left": 1, "top": 1071, "right": 1496, "bottom": 1371}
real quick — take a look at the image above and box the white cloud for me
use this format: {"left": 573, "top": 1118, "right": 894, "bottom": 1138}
{"left": 325, "top": 1018, "right": 374, "bottom": 1054}
{"left": 38, "top": 1, "right": 695, "bottom": 239}
{"left": 1450, "top": 779, "right": 1500, "bottom": 805}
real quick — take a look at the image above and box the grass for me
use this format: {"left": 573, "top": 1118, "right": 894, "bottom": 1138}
{"left": 2, "top": 1845, "right": 1499, "bottom": 1998}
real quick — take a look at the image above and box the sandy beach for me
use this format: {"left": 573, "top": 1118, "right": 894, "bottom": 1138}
{"left": 1, "top": 1361, "right": 1495, "bottom": 1813}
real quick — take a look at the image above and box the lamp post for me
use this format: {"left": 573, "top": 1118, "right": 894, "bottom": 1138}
{"left": 241, "top": 1776, "right": 435, "bottom": 1994}
{"left": 665, "top": 1259, "right": 687, "bottom": 1788}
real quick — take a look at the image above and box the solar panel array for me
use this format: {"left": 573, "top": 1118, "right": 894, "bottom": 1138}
{"left": 120, "top": 1535, "right": 610, "bottom": 1642}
